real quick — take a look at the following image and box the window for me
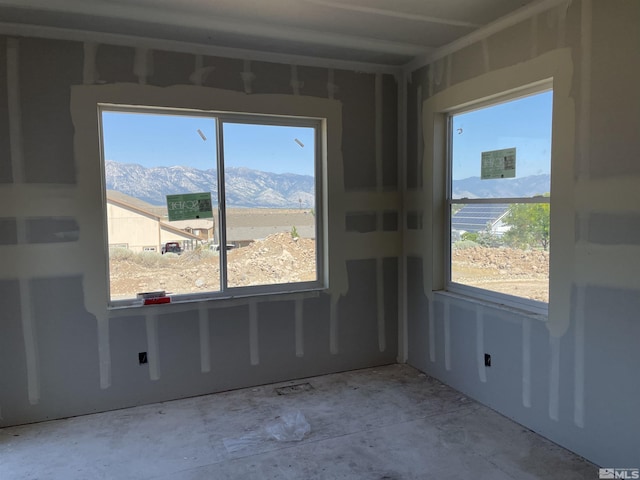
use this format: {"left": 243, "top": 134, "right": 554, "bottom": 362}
{"left": 100, "top": 107, "right": 322, "bottom": 306}
{"left": 447, "top": 88, "right": 553, "bottom": 312}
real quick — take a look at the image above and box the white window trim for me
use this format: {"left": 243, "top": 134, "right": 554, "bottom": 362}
{"left": 71, "top": 84, "right": 342, "bottom": 312}
{"left": 100, "top": 105, "right": 324, "bottom": 308}
{"left": 444, "top": 86, "right": 552, "bottom": 315}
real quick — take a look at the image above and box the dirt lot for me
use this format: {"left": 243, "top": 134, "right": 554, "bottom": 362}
{"left": 110, "top": 235, "right": 548, "bottom": 303}
{"left": 452, "top": 246, "right": 549, "bottom": 302}
{"left": 109, "top": 232, "right": 316, "bottom": 299}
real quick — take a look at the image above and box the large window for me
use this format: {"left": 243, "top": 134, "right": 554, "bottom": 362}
{"left": 447, "top": 88, "right": 553, "bottom": 312}
{"left": 100, "top": 107, "right": 322, "bottom": 306}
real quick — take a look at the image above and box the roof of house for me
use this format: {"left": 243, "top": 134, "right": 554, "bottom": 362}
{"left": 106, "top": 192, "right": 202, "bottom": 241}
{"left": 451, "top": 204, "right": 510, "bottom": 233}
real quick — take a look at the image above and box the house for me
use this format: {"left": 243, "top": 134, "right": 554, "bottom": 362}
{"left": 106, "top": 191, "right": 204, "bottom": 252}
{"left": 1, "top": 0, "right": 638, "bottom": 475}
{"left": 451, "top": 204, "right": 511, "bottom": 238}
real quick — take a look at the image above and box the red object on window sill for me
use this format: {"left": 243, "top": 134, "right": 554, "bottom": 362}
{"left": 143, "top": 296, "right": 171, "bottom": 305}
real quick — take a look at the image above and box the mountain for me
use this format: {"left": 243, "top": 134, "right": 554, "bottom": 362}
{"left": 452, "top": 174, "right": 550, "bottom": 199}
{"left": 104, "top": 161, "right": 315, "bottom": 208}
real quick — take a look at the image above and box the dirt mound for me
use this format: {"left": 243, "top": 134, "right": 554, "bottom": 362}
{"left": 109, "top": 233, "right": 316, "bottom": 299}
{"left": 227, "top": 232, "right": 316, "bottom": 287}
{"left": 452, "top": 246, "right": 549, "bottom": 302}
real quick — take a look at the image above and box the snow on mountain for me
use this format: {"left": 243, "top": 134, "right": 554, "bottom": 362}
{"left": 452, "top": 174, "right": 550, "bottom": 199}
{"left": 104, "top": 161, "right": 315, "bottom": 208}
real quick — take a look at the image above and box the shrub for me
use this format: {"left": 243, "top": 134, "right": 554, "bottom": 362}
{"left": 453, "top": 240, "right": 479, "bottom": 250}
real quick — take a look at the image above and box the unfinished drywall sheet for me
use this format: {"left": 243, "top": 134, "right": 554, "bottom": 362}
{"left": 406, "top": 0, "right": 640, "bottom": 467}
{"left": 19, "top": 38, "right": 82, "bottom": 184}
{"left": 0, "top": 33, "right": 399, "bottom": 427}
{"left": 588, "top": 0, "right": 640, "bottom": 178}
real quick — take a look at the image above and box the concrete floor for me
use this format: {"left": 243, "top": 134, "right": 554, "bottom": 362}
{"left": 1, "top": 365, "right": 595, "bottom": 479}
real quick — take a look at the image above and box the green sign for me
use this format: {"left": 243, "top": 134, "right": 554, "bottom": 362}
{"left": 166, "top": 192, "right": 213, "bottom": 221}
{"left": 481, "top": 148, "right": 516, "bottom": 179}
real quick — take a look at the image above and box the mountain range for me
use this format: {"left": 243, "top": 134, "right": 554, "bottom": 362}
{"left": 452, "top": 174, "right": 550, "bottom": 199}
{"left": 105, "top": 161, "right": 551, "bottom": 207}
{"left": 105, "top": 161, "right": 315, "bottom": 208}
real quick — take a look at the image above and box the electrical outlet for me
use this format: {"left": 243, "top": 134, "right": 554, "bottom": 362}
{"left": 484, "top": 353, "right": 491, "bottom": 367}
{"left": 138, "top": 352, "right": 148, "bottom": 364}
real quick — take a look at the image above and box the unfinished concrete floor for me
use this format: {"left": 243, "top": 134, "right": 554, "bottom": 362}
{"left": 1, "top": 365, "right": 595, "bottom": 479}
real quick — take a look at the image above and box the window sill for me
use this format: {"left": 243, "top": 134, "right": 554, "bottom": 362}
{"left": 435, "top": 289, "right": 548, "bottom": 322}
{"left": 107, "top": 287, "right": 324, "bottom": 317}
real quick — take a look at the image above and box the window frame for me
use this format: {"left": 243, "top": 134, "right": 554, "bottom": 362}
{"left": 444, "top": 84, "right": 553, "bottom": 315}
{"left": 98, "top": 104, "right": 325, "bottom": 308}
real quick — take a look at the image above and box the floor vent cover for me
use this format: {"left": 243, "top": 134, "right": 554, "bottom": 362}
{"left": 275, "top": 382, "right": 314, "bottom": 395}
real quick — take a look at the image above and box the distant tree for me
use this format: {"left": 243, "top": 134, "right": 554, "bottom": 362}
{"left": 503, "top": 196, "right": 550, "bottom": 250}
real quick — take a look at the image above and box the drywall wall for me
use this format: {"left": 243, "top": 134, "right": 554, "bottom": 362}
{"left": 406, "top": 0, "right": 640, "bottom": 466}
{"left": 0, "top": 34, "right": 400, "bottom": 426}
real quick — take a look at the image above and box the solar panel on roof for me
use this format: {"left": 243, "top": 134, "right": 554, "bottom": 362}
{"left": 452, "top": 204, "right": 509, "bottom": 233}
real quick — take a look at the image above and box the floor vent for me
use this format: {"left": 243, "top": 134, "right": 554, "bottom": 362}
{"left": 275, "top": 382, "right": 314, "bottom": 395}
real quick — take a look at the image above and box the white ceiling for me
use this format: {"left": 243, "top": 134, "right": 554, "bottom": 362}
{"left": 0, "top": 0, "right": 551, "bottom": 67}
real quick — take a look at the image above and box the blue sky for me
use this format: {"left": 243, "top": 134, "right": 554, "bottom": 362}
{"left": 101, "top": 111, "right": 316, "bottom": 176}
{"left": 452, "top": 90, "right": 553, "bottom": 180}
{"left": 102, "top": 90, "right": 552, "bottom": 180}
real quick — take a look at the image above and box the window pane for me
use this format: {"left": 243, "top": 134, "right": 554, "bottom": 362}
{"left": 451, "top": 202, "right": 549, "bottom": 303}
{"left": 101, "top": 111, "right": 220, "bottom": 302}
{"left": 451, "top": 91, "right": 553, "bottom": 199}
{"left": 222, "top": 122, "right": 317, "bottom": 288}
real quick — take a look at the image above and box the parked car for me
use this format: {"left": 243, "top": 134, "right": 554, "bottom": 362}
{"left": 161, "top": 242, "right": 182, "bottom": 254}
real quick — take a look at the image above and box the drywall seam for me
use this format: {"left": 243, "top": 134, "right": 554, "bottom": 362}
{"left": 295, "top": 298, "right": 304, "bottom": 357}
{"left": 531, "top": 15, "right": 538, "bottom": 59}
{"left": 481, "top": 39, "right": 490, "bottom": 73}
{"left": 190, "top": 57, "right": 216, "bottom": 86}
{"left": 549, "top": 335, "right": 560, "bottom": 421}
{"left": 577, "top": 0, "right": 591, "bottom": 179}
{"left": 134, "top": 47, "right": 152, "bottom": 85}
{"left": 96, "top": 318, "right": 111, "bottom": 389}
{"left": 375, "top": 73, "right": 383, "bottom": 193}
{"left": 7, "top": 38, "right": 40, "bottom": 405}
{"left": 574, "top": 245, "right": 640, "bottom": 289}
{"left": 574, "top": 284, "right": 585, "bottom": 428}
{"left": 428, "top": 299, "right": 436, "bottom": 363}
{"left": 83, "top": 42, "right": 97, "bottom": 85}
{"left": 249, "top": 301, "right": 259, "bottom": 366}
{"left": 327, "top": 69, "right": 336, "bottom": 99}
{"left": 522, "top": 317, "right": 532, "bottom": 407}
{"left": 199, "top": 305, "right": 211, "bottom": 373}
{"left": 329, "top": 294, "right": 339, "bottom": 354}
{"left": 556, "top": 3, "right": 568, "bottom": 49}
{"left": 376, "top": 257, "right": 386, "bottom": 352}
{"left": 0, "top": 185, "right": 77, "bottom": 217}
{"left": 443, "top": 297, "right": 451, "bottom": 371}
{"left": 0, "top": 22, "right": 400, "bottom": 75}
{"left": 146, "top": 314, "right": 160, "bottom": 381}
{"left": 19, "top": 278, "right": 40, "bottom": 405}
{"left": 290, "top": 65, "right": 302, "bottom": 95}
{"left": 302, "top": 0, "right": 480, "bottom": 28}
{"left": 342, "top": 192, "right": 400, "bottom": 211}
{"left": 397, "top": 72, "right": 408, "bottom": 363}
{"left": 7, "top": 38, "right": 23, "bottom": 183}
{"left": 575, "top": 177, "right": 640, "bottom": 212}
{"left": 194, "top": 55, "right": 203, "bottom": 86}
{"left": 241, "top": 60, "right": 254, "bottom": 94}
{"left": 476, "top": 308, "right": 487, "bottom": 383}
